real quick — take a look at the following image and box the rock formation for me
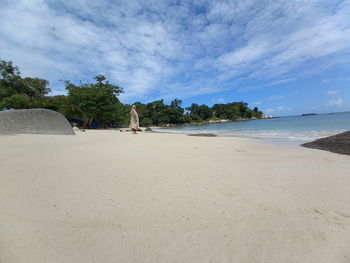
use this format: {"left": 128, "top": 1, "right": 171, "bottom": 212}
{"left": 301, "top": 131, "right": 350, "bottom": 155}
{"left": 0, "top": 109, "right": 75, "bottom": 135}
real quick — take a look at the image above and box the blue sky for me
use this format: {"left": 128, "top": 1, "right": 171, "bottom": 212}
{"left": 1, "top": 0, "right": 350, "bottom": 116}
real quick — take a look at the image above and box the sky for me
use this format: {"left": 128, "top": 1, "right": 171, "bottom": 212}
{"left": 1, "top": 0, "right": 350, "bottom": 116}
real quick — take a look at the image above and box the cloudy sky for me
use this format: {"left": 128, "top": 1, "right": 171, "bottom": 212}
{"left": 1, "top": 0, "right": 350, "bottom": 115}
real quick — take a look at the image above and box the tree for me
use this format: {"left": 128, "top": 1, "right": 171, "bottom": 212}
{"left": 212, "top": 104, "right": 227, "bottom": 119}
{"left": 168, "top": 99, "right": 184, "bottom": 124}
{"left": 171, "top": 98, "right": 183, "bottom": 109}
{"left": 146, "top": 99, "right": 169, "bottom": 125}
{"left": 0, "top": 94, "right": 33, "bottom": 109}
{"left": 1, "top": 59, "right": 266, "bottom": 125}
{"left": 44, "top": 95, "right": 67, "bottom": 113}
{"left": 252, "top": 107, "right": 263, "bottom": 118}
{"left": 0, "top": 60, "right": 22, "bottom": 100}
{"left": 0, "top": 60, "right": 50, "bottom": 108}
{"left": 64, "top": 75, "right": 124, "bottom": 128}
{"left": 186, "top": 103, "right": 199, "bottom": 115}
{"left": 212, "top": 102, "right": 260, "bottom": 120}
{"left": 198, "top": 104, "right": 212, "bottom": 120}
{"left": 238, "top": 102, "right": 248, "bottom": 117}
{"left": 21, "top": 77, "right": 50, "bottom": 98}
{"left": 140, "top": 117, "right": 152, "bottom": 126}
{"left": 183, "top": 113, "right": 203, "bottom": 123}
{"left": 225, "top": 103, "right": 240, "bottom": 119}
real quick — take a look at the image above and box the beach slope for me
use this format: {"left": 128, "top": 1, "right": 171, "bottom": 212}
{"left": 1, "top": 131, "right": 349, "bottom": 263}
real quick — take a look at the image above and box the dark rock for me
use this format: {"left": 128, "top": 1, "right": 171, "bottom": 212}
{"left": 145, "top": 127, "right": 152, "bottom": 132}
{"left": 0, "top": 108, "right": 75, "bottom": 135}
{"left": 188, "top": 133, "right": 217, "bottom": 137}
{"left": 301, "top": 131, "right": 350, "bottom": 155}
{"left": 302, "top": 113, "right": 318, "bottom": 116}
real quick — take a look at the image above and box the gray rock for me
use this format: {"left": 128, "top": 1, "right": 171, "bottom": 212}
{"left": 145, "top": 127, "right": 152, "bottom": 132}
{"left": 301, "top": 131, "right": 350, "bottom": 155}
{"left": 0, "top": 108, "right": 75, "bottom": 135}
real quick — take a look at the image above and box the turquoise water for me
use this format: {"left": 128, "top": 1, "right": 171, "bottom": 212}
{"left": 154, "top": 111, "right": 350, "bottom": 144}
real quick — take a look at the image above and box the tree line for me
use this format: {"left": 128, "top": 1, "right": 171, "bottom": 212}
{"left": 0, "top": 60, "right": 263, "bottom": 128}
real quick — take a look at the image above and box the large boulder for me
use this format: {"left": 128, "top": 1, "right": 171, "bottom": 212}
{"left": 301, "top": 131, "right": 350, "bottom": 155}
{"left": 0, "top": 109, "right": 75, "bottom": 135}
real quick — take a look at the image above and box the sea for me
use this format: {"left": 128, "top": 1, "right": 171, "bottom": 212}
{"left": 153, "top": 111, "right": 350, "bottom": 145}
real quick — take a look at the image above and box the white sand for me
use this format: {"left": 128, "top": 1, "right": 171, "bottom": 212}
{"left": 1, "top": 131, "right": 350, "bottom": 263}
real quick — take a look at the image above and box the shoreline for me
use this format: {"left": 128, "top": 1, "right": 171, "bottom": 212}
{"left": 77, "top": 126, "right": 344, "bottom": 147}
{"left": 149, "top": 115, "right": 274, "bottom": 129}
{"left": 150, "top": 128, "right": 340, "bottom": 146}
{"left": 150, "top": 112, "right": 350, "bottom": 145}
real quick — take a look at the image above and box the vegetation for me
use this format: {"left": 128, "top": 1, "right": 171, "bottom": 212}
{"left": 0, "top": 59, "right": 263, "bottom": 128}
{"left": 63, "top": 75, "right": 124, "bottom": 127}
{"left": 0, "top": 60, "right": 51, "bottom": 109}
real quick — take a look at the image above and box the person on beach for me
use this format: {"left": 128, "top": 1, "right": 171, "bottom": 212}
{"left": 130, "top": 105, "right": 139, "bottom": 134}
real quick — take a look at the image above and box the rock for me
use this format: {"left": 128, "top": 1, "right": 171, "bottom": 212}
{"left": 0, "top": 108, "right": 75, "bottom": 135}
{"left": 301, "top": 131, "right": 350, "bottom": 155}
{"left": 145, "top": 127, "right": 152, "bottom": 132}
{"left": 188, "top": 133, "right": 217, "bottom": 137}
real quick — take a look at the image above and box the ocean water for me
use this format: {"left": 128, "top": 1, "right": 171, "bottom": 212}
{"left": 154, "top": 111, "right": 350, "bottom": 144}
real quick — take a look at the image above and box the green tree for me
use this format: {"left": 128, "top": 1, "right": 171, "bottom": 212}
{"left": 146, "top": 99, "right": 169, "bottom": 125}
{"left": 212, "top": 102, "right": 263, "bottom": 120}
{"left": 0, "top": 94, "right": 33, "bottom": 109}
{"left": 252, "top": 107, "right": 263, "bottom": 118}
{"left": 44, "top": 95, "right": 67, "bottom": 113}
{"left": 140, "top": 117, "right": 152, "bottom": 126}
{"left": 0, "top": 60, "right": 22, "bottom": 101}
{"left": 198, "top": 104, "right": 212, "bottom": 120}
{"left": 114, "top": 103, "right": 132, "bottom": 125}
{"left": 64, "top": 75, "right": 124, "bottom": 128}
{"left": 183, "top": 113, "right": 203, "bottom": 123}
{"left": 186, "top": 103, "right": 199, "bottom": 115}
{"left": 0, "top": 60, "right": 50, "bottom": 108}
{"left": 212, "top": 104, "right": 227, "bottom": 119}
{"left": 168, "top": 99, "right": 184, "bottom": 124}
{"left": 171, "top": 98, "right": 183, "bottom": 109}
{"left": 238, "top": 102, "right": 248, "bottom": 117}
{"left": 21, "top": 77, "right": 50, "bottom": 107}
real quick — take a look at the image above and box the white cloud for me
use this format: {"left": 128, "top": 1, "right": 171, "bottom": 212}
{"left": 0, "top": 0, "right": 181, "bottom": 101}
{"left": 252, "top": 101, "right": 262, "bottom": 105}
{"left": 218, "top": 41, "right": 269, "bottom": 67}
{"left": 1, "top": 0, "right": 350, "bottom": 102}
{"left": 267, "top": 78, "right": 295, "bottom": 86}
{"left": 327, "top": 97, "right": 343, "bottom": 106}
{"left": 327, "top": 90, "right": 340, "bottom": 94}
{"left": 265, "top": 106, "right": 292, "bottom": 115}
{"left": 212, "top": 97, "right": 225, "bottom": 103}
{"left": 209, "top": 0, "right": 350, "bottom": 81}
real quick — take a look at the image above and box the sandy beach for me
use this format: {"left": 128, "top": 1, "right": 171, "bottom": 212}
{"left": 1, "top": 131, "right": 349, "bottom": 263}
